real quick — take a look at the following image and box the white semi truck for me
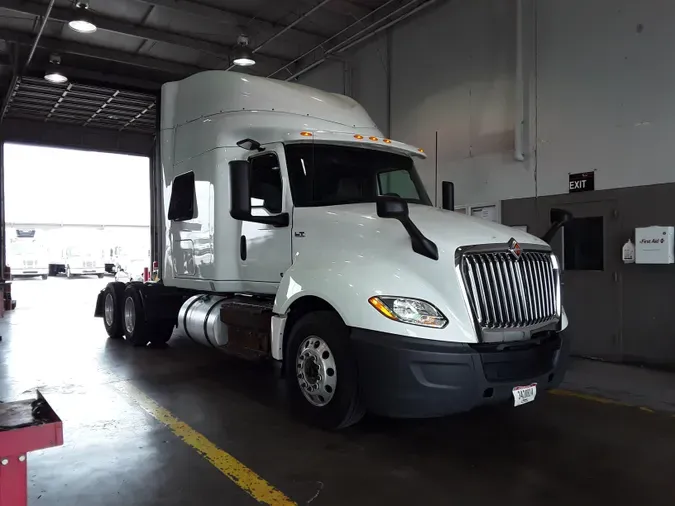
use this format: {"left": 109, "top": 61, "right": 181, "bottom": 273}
{"left": 95, "top": 71, "right": 571, "bottom": 429}
{"left": 51, "top": 246, "right": 106, "bottom": 278}
{"left": 7, "top": 229, "right": 49, "bottom": 280}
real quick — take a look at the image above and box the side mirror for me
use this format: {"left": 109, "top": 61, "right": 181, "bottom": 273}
{"left": 441, "top": 181, "right": 454, "bottom": 211}
{"left": 236, "top": 138, "right": 264, "bottom": 152}
{"left": 376, "top": 196, "right": 438, "bottom": 261}
{"left": 551, "top": 208, "right": 573, "bottom": 224}
{"left": 376, "top": 195, "right": 409, "bottom": 219}
{"left": 542, "top": 207, "right": 574, "bottom": 244}
{"left": 229, "top": 160, "right": 289, "bottom": 227}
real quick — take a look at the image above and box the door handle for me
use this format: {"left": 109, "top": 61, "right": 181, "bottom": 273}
{"left": 240, "top": 235, "right": 247, "bottom": 261}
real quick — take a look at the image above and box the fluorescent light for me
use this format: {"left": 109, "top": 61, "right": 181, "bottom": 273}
{"left": 69, "top": 19, "right": 97, "bottom": 33}
{"left": 44, "top": 71, "right": 68, "bottom": 84}
{"left": 68, "top": 4, "right": 97, "bottom": 33}
{"left": 45, "top": 54, "right": 68, "bottom": 84}
{"left": 233, "top": 35, "right": 255, "bottom": 67}
{"left": 233, "top": 56, "right": 255, "bottom": 67}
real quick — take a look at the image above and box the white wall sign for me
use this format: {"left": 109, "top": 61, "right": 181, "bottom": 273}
{"left": 635, "top": 226, "right": 674, "bottom": 264}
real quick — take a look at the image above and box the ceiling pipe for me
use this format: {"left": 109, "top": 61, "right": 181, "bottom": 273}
{"left": 268, "top": 0, "right": 400, "bottom": 78}
{"left": 286, "top": 0, "right": 441, "bottom": 82}
{"left": 227, "top": 0, "right": 333, "bottom": 71}
{"left": 514, "top": 0, "right": 525, "bottom": 161}
{"left": 24, "top": 0, "right": 56, "bottom": 72}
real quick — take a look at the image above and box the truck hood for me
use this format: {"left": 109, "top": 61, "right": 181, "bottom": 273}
{"left": 310, "top": 203, "right": 548, "bottom": 252}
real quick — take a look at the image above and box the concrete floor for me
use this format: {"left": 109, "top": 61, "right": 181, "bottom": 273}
{"left": 2, "top": 277, "right": 675, "bottom": 506}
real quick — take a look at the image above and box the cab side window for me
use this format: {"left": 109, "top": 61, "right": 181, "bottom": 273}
{"left": 250, "top": 153, "right": 283, "bottom": 214}
{"left": 168, "top": 171, "right": 196, "bottom": 221}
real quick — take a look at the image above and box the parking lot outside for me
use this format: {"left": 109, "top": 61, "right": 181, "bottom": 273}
{"left": 1, "top": 277, "right": 674, "bottom": 506}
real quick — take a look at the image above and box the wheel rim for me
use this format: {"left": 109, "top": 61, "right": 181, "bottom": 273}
{"left": 104, "top": 293, "right": 115, "bottom": 326}
{"left": 296, "top": 335, "right": 337, "bottom": 407}
{"left": 124, "top": 296, "right": 136, "bottom": 334}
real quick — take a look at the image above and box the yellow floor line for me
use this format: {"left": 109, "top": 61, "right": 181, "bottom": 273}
{"left": 550, "top": 388, "right": 667, "bottom": 417}
{"left": 114, "top": 382, "right": 296, "bottom": 506}
{"left": 549, "top": 389, "right": 632, "bottom": 407}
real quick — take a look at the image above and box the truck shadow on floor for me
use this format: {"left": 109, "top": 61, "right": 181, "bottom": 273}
{"left": 99, "top": 334, "right": 675, "bottom": 506}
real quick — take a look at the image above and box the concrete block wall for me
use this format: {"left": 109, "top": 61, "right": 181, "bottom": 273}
{"left": 298, "top": 0, "right": 675, "bottom": 204}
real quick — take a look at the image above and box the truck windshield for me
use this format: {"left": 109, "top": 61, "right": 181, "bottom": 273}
{"left": 284, "top": 143, "right": 431, "bottom": 207}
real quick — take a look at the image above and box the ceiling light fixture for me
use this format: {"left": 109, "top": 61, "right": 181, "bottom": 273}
{"left": 68, "top": 2, "right": 97, "bottom": 34}
{"left": 233, "top": 35, "right": 256, "bottom": 67}
{"left": 44, "top": 54, "right": 68, "bottom": 84}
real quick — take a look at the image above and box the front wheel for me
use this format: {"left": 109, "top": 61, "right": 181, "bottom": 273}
{"left": 41, "top": 274, "right": 48, "bottom": 280}
{"left": 97, "top": 273, "right": 104, "bottom": 279}
{"left": 285, "top": 311, "right": 365, "bottom": 430}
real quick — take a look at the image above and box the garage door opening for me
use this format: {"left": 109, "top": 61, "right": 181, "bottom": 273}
{"left": 4, "top": 143, "right": 150, "bottom": 314}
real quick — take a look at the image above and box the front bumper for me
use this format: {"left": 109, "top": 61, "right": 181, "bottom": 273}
{"left": 351, "top": 329, "right": 569, "bottom": 418}
{"left": 69, "top": 267, "right": 105, "bottom": 275}
{"left": 13, "top": 268, "right": 48, "bottom": 276}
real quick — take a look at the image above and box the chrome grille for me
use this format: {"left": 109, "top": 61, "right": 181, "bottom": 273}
{"left": 460, "top": 249, "right": 559, "bottom": 329}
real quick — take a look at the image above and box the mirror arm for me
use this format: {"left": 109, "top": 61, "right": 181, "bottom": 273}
{"left": 541, "top": 208, "right": 573, "bottom": 244}
{"left": 542, "top": 223, "right": 563, "bottom": 244}
{"left": 400, "top": 218, "right": 439, "bottom": 260}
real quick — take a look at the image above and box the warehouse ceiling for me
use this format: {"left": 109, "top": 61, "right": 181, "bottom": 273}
{"left": 0, "top": 0, "right": 441, "bottom": 136}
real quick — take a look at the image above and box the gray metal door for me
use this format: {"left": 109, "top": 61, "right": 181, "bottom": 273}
{"left": 547, "top": 200, "right": 621, "bottom": 360}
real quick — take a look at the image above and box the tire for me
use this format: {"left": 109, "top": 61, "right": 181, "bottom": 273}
{"left": 285, "top": 311, "right": 365, "bottom": 430}
{"left": 122, "top": 284, "right": 175, "bottom": 347}
{"left": 41, "top": 274, "right": 48, "bottom": 280}
{"left": 103, "top": 282, "right": 125, "bottom": 339}
{"left": 97, "top": 273, "right": 104, "bottom": 279}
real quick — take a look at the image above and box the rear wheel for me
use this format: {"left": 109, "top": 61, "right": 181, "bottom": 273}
{"left": 123, "top": 284, "right": 174, "bottom": 347}
{"left": 285, "top": 311, "right": 365, "bottom": 429}
{"left": 103, "top": 282, "right": 125, "bottom": 339}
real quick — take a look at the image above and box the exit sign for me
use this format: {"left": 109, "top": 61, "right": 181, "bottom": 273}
{"left": 569, "top": 171, "right": 595, "bottom": 193}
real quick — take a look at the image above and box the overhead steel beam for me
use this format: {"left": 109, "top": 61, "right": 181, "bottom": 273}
{"left": 0, "top": 0, "right": 290, "bottom": 66}
{"left": 0, "top": 43, "right": 18, "bottom": 123}
{"left": 56, "top": 66, "right": 164, "bottom": 91}
{"left": 1, "top": 0, "right": 54, "bottom": 123}
{"left": 331, "top": 0, "right": 374, "bottom": 20}
{"left": 0, "top": 28, "right": 202, "bottom": 76}
{"left": 131, "top": 0, "right": 329, "bottom": 41}
{"left": 268, "top": 0, "right": 400, "bottom": 79}
{"left": 279, "top": 0, "right": 443, "bottom": 81}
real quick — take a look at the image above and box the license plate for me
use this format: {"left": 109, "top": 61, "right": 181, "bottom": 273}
{"left": 512, "top": 383, "right": 537, "bottom": 407}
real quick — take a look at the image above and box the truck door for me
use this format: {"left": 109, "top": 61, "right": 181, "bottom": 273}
{"left": 240, "top": 146, "right": 292, "bottom": 286}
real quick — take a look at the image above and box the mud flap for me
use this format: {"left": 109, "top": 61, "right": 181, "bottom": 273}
{"left": 94, "top": 290, "right": 105, "bottom": 317}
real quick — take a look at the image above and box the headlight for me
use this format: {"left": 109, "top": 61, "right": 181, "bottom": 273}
{"left": 368, "top": 296, "right": 447, "bottom": 328}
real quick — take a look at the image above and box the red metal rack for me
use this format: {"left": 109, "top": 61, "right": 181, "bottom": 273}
{"left": 0, "top": 392, "right": 63, "bottom": 506}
